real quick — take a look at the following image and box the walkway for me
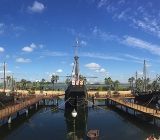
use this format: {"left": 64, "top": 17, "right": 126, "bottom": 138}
{"left": 0, "top": 95, "right": 57, "bottom": 120}
{"left": 109, "top": 97, "right": 160, "bottom": 118}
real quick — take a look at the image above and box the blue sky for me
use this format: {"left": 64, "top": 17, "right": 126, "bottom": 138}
{"left": 0, "top": 0, "right": 160, "bottom": 83}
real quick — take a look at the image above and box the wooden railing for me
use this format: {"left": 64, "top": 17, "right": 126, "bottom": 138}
{"left": 110, "top": 98, "right": 158, "bottom": 116}
{"left": 0, "top": 96, "right": 44, "bottom": 120}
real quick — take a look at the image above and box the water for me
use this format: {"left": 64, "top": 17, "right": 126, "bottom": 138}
{"left": 0, "top": 98, "right": 160, "bottom": 140}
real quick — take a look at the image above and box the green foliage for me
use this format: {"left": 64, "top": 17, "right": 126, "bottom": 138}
{"left": 97, "top": 85, "right": 105, "bottom": 91}
{"left": 113, "top": 91, "right": 120, "bottom": 95}
{"left": 67, "top": 132, "right": 78, "bottom": 140}
{"left": 95, "top": 91, "right": 100, "bottom": 97}
{"left": 58, "top": 86, "right": 63, "bottom": 91}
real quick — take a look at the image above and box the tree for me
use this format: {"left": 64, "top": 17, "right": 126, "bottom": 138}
{"left": 135, "top": 78, "right": 142, "bottom": 92}
{"left": 21, "top": 79, "right": 27, "bottom": 90}
{"left": 104, "top": 77, "right": 113, "bottom": 94}
{"left": 65, "top": 78, "right": 70, "bottom": 85}
{"left": 128, "top": 77, "right": 135, "bottom": 92}
{"left": 51, "top": 75, "right": 59, "bottom": 91}
{"left": 113, "top": 80, "right": 120, "bottom": 91}
{"left": 39, "top": 79, "right": 46, "bottom": 91}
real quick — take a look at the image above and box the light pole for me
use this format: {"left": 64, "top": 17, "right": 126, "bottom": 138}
{"left": 71, "top": 108, "right": 77, "bottom": 140}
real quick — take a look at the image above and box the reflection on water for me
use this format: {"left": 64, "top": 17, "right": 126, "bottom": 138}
{"left": 0, "top": 98, "right": 160, "bottom": 140}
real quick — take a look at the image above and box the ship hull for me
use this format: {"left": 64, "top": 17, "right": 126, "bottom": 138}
{"left": 65, "top": 85, "right": 88, "bottom": 108}
{"left": 135, "top": 92, "right": 160, "bottom": 102}
{"left": 0, "top": 93, "right": 14, "bottom": 103}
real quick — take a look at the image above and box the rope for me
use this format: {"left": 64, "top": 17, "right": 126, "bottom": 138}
{"left": 51, "top": 97, "right": 71, "bottom": 112}
{"left": 68, "top": 98, "right": 85, "bottom": 107}
{"left": 143, "top": 97, "right": 154, "bottom": 106}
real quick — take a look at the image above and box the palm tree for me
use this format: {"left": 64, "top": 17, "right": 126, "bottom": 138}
{"left": 51, "top": 75, "right": 59, "bottom": 91}
{"left": 104, "top": 77, "right": 113, "bottom": 95}
{"left": 128, "top": 77, "right": 135, "bottom": 93}
{"left": 144, "top": 78, "right": 150, "bottom": 92}
{"left": 21, "top": 79, "right": 27, "bottom": 90}
{"left": 39, "top": 79, "right": 46, "bottom": 91}
{"left": 135, "top": 78, "right": 142, "bottom": 92}
{"left": 113, "top": 80, "right": 120, "bottom": 91}
{"left": 128, "top": 78, "right": 132, "bottom": 88}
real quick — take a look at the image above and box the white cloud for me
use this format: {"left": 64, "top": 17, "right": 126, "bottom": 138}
{"left": 15, "top": 66, "right": 20, "bottom": 68}
{"left": 38, "top": 56, "right": 44, "bottom": 59}
{"left": 56, "top": 69, "right": 63, "bottom": 73}
{"left": 98, "top": 0, "right": 108, "bottom": 8}
{"left": 39, "top": 44, "right": 45, "bottom": 49}
{"left": 81, "top": 40, "right": 87, "bottom": 46}
{"left": 82, "top": 52, "right": 124, "bottom": 61}
{"left": 22, "top": 43, "right": 36, "bottom": 52}
{"left": 44, "top": 50, "right": 67, "bottom": 56}
{"left": 99, "top": 68, "right": 106, "bottom": 72}
{"left": 95, "top": 68, "right": 106, "bottom": 73}
{"left": 16, "top": 58, "right": 31, "bottom": 63}
{"left": 22, "top": 47, "right": 33, "bottom": 52}
{"left": 122, "top": 36, "right": 160, "bottom": 56}
{"left": 30, "top": 43, "right": 36, "bottom": 48}
{"left": 70, "top": 63, "right": 74, "bottom": 66}
{"left": 28, "top": 1, "right": 45, "bottom": 13}
{"left": 0, "top": 47, "right": 4, "bottom": 52}
{"left": 84, "top": 63, "right": 100, "bottom": 70}
{"left": 92, "top": 27, "right": 118, "bottom": 41}
{"left": 10, "top": 24, "right": 25, "bottom": 31}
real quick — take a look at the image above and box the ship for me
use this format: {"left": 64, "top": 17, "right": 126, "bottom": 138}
{"left": 0, "top": 62, "right": 14, "bottom": 104}
{"left": 134, "top": 60, "right": 160, "bottom": 103}
{"left": 65, "top": 38, "right": 88, "bottom": 108}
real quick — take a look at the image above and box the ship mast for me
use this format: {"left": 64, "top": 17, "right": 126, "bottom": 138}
{"left": 143, "top": 60, "right": 147, "bottom": 92}
{"left": 74, "top": 38, "right": 79, "bottom": 81}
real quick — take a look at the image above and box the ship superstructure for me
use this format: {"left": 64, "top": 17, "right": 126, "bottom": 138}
{"left": 65, "top": 38, "right": 88, "bottom": 108}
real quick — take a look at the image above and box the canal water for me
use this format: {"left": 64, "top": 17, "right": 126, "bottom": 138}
{"left": 0, "top": 97, "right": 160, "bottom": 140}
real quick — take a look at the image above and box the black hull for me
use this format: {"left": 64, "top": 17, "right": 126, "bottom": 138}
{"left": 135, "top": 92, "right": 160, "bottom": 102}
{"left": 0, "top": 93, "right": 14, "bottom": 103}
{"left": 65, "top": 85, "right": 88, "bottom": 108}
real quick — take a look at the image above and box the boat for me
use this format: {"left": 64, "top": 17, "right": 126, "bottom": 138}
{"left": 133, "top": 60, "right": 160, "bottom": 103}
{"left": 0, "top": 92, "right": 14, "bottom": 103}
{"left": 87, "top": 130, "right": 99, "bottom": 140}
{"left": 65, "top": 38, "right": 88, "bottom": 108}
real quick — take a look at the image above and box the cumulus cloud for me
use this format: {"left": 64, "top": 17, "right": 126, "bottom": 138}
{"left": 22, "top": 47, "right": 33, "bottom": 52}
{"left": 16, "top": 58, "right": 31, "bottom": 63}
{"left": 56, "top": 69, "right": 63, "bottom": 73}
{"left": 70, "top": 63, "right": 74, "bottom": 66}
{"left": 0, "top": 47, "right": 4, "bottom": 52}
{"left": 95, "top": 68, "right": 106, "bottom": 73}
{"left": 84, "top": 63, "right": 100, "bottom": 70}
{"left": 28, "top": 1, "right": 45, "bottom": 13}
{"left": 22, "top": 43, "right": 36, "bottom": 52}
